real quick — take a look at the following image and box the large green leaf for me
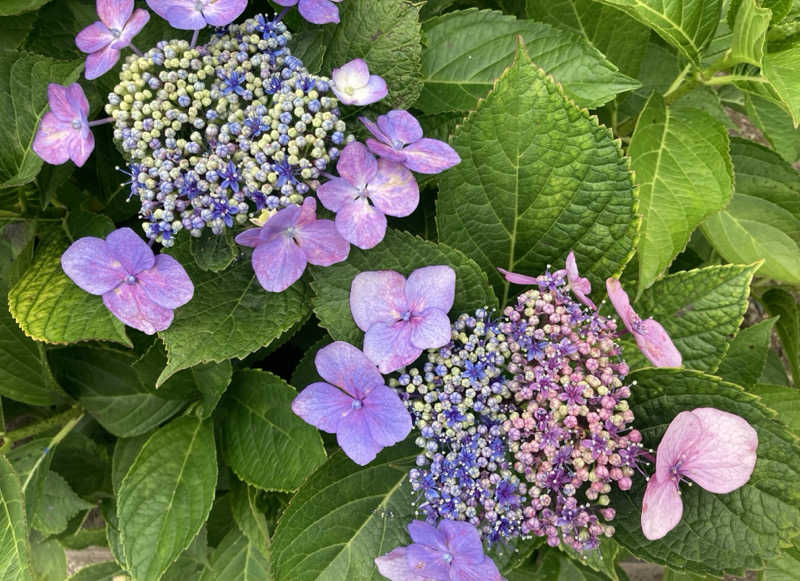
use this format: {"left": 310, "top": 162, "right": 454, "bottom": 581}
{"left": 760, "top": 539, "right": 800, "bottom": 581}
{"left": 199, "top": 529, "right": 270, "bottom": 581}
{"left": 157, "top": 246, "right": 310, "bottom": 385}
{"left": 0, "top": 14, "right": 37, "bottom": 51}
{"left": 762, "top": 288, "right": 800, "bottom": 385}
{"left": 593, "top": 0, "right": 722, "bottom": 64}
{"left": 624, "top": 263, "right": 757, "bottom": 372}
{"left": 271, "top": 443, "right": 417, "bottom": 581}
{"left": 417, "top": 9, "right": 640, "bottom": 114}
{"left": 749, "top": 383, "right": 800, "bottom": 435}
{"left": 630, "top": 94, "right": 733, "bottom": 292}
{"left": 717, "top": 318, "right": 778, "bottom": 388}
{"left": 437, "top": 45, "right": 638, "bottom": 306}
{"left": 0, "top": 52, "right": 82, "bottom": 189}
{"left": 8, "top": 235, "right": 129, "bottom": 346}
{"left": 229, "top": 480, "right": 271, "bottom": 561}
{"left": 118, "top": 416, "right": 217, "bottom": 581}
{"left": 762, "top": 45, "right": 800, "bottom": 127}
{"left": 30, "top": 538, "right": 65, "bottom": 581}
{"left": 512, "top": 549, "right": 611, "bottom": 581}
{"left": 30, "top": 470, "right": 92, "bottom": 536}
{"left": 0, "top": 0, "right": 52, "bottom": 16}
{"left": 745, "top": 94, "right": 800, "bottom": 164}
{"left": 220, "top": 370, "right": 326, "bottom": 492}
{"left": 190, "top": 230, "right": 237, "bottom": 273}
{"left": 310, "top": 229, "right": 496, "bottom": 344}
{"left": 729, "top": 0, "right": 772, "bottom": 67}
{"left": 612, "top": 368, "right": 800, "bottom": 576}
{"left": 0, "top": 455, "right": 33, "bottom": 581}
{"left": 66, "top": 561, "right": 123, "bottom": 581}
{"left": 702, "top": 139, "right": 800, "bottom": 284}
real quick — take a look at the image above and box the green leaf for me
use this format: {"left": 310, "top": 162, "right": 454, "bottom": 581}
{"left": 48, "top": 346, "right": 185, "bottom": 437}
{"left": 66, "top": 561, "right": 123, "bottom": 581}
{"left": 762, "top": 348, "right": 791, "bottom": 386}
{"left": 559, "top": 538, "right": 624, "bottom": 581}
{"left": 111, "top": 433, "right": 150, "bottom": 495}
{"left": 760, "top": 538, "right": 800, "bottom": 581}
{"left": 612, "top": 368, "right": 800, "bottom": 576}
{"left": 745, "top": 94, "right": 800, "bottom": 164}
{"left": 0, "top": 0, "right": 52, "bottom": 16}
{"left": 762, "top": 45, "right": 800, "bottom": 127}
{"left": 30, "top": 538, "right": 65, "bottom": 581}
{"left": 717, "top": 318, "right": 778, "bottom": 388}
{"left": 229, "top": 480, "right": 270, "bottom": 561}
{"left": 8, "top": 439, "right": 52, "bottom": 523}
{"left": 749, "top": 383, "right": 800, "bottom": 434}
{"left": 625, "top": 263, "right": 757, "bottom": 372}
{"left": 437, "top": 45, "right": 638, "bottom": 306}
{"left": 762, "top": 288, "right": 799, "bottom": 385}
{"left": 30, "top": 470, "right": 93, "bottom": 536}
{"left": 310, "top": 228, "right": 497, "bottom": 344}
{"left": 0, "top": 455, "right": 33, "bottom": 581}
{"left": 0, "top": 14, "right": 37, "bottom": 51}
{"left": 630, "top": 94, "right": 733, "bottom": 292}
{"left": 728, "top": 0, "right": 792, "bottom": 26}
{"left": 517, "top": 549, "right": 610, "bottom": 581}
{"left": 729, "top": 0, "right": 772, "bottom": 67}
{"left": 592, "top": 0, "right": 722, "bottom": 64}
{"left": 199, "top": 529, "right": 270, "bottom": 581}
{"left": 271, "top": 443, "right": 416, "bottom": 581}
{"left": 702, "top": 139, "right": 800, "bottom": 283}
{"left": 220, "top": 370, "right": 326, "bottom": 492}
{"left": 118, "top": 415, "right": 217, "bottom": 581}
{"left": 190, "top": 230, "right": 237, "bottom": 273}
{"left": 157, "top": 246, "right": 310, "bottom": 385}
{"left": 0, "top": 52, "right": 82, "bottom": 189}
{"left": 63, "top": 209, "right": 115, "bottom": 241}
{"left": 8, "top": 235, "right": 130, "bottom": 346}
{"left": 417, "top": 9, "right": 640, "bottom": 114}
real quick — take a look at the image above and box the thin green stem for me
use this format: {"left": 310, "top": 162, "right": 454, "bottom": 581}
{"left": 21, "top": 410, "right": 84, "bottom": 493}
{"left": 703, "top": 74, "right": 768, "bottom": 86}
{"left": 0, "top": 406, "right": 82, "bottom": 454}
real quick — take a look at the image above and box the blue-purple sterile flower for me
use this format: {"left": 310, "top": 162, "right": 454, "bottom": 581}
{"left": 146, "top": 0, "right": 246, "bottom": 29}
{"left": 499, "top": 251, "right": 596, "bottom": 310}
{"left": 61, "top": 227, "right": 194, "bottom": 334}
{"left": 350, "top": 266, "right": 455, "bottom": 373}
{"left": 235, "top": 197, "right": 349, "bottom": 292}
{"left": 292, "top": 341, "right": 412, "bottom": 465}
{"left": 361, "top": 110, "right": 461, "bottom": 174}
{"left": 374, "top": 520, "right": 504, "bottom": 581}
{"left": 330, "top": 58, "right": 387, "bottom": 106}
{"left": 274, "top": 0, "right": 342, "bottom": 25}
{"left": 318, "top": 141, "right": 418, "bottom": 249}
{"left": 33, "top": 83, "right": 95, "bottom": 167}
{"left": 75, "top": 0, "right": 150, "bottom": 79}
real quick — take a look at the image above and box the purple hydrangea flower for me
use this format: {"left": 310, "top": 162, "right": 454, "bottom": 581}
{"left": 273, "top": 0, "right": 342, "bottom": 24}
{"left": 75, "top": 0, "right": 150, "bottom": 79}
{"left": 350, "top": 266, "right": 455, "bottom": 373}
{"left": 235, "top": 197, "right": 349, "bottom": 292}
{"left": 145, "top": 0, "right": 246, "bottom": 30}
{"left": 641, "top": 407, "right": 757, "bottom": 540}
{"left": 606, "top": 278, "right": 682, "bottom": 367}
{"left": 317, "top": 141, "right": 418, "bottom": 249}
{"left": 499, "top": 251, "right": 596, "bottom": 310}
{"left": 374, "top": 520, "right": 504, "bottom": 581}
{"left": 33, "top": 83, "right": 95, "bottom": 167}
{"left": 292, "top": 341, "right": 411, "bottom": 465}
{"left": 61, "top": 227, "right": 194, "bottom": 334}
{"left": 360, "top": 110, "right": 461, "bottom": 174}
{"left": 330, "top": 58, "right": 387, "bottom": 106}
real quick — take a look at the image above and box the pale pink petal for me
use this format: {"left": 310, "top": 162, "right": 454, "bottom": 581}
{"left": 105, "top": 227, "right": 154, "bottom": 274}
{"left": 336, "top": 410, "right": 383, "bottom": 465}
{"left": 234, "top": 227, "right": 264, "bottom": 248}
{"left": 635, "top": 319, "right": 682, "bottom": 368}
{"left": 317, "top": 178, "right": 359, "bottom": 213}
{"left": 61, "top": 236, "right": 126, "bottom": 295}
{"left": 402, "top": 138, "right": 461, "bottom": 174}
{"left": 295, "top": 219, "right": 349, "bottom": 266}
{"left": 145, "top": 0, "right": 172, "bottom": 19}
{"left": 297, "top": 0, "right": 340, "bottom": 24}
{"left": 365, "top": 138, "right": 406, "bottom": 163}
{"left": 405, "top": 265, "right": 455, "bottom": 313}
{"left": 641, "top": 476, "right": 683, "bottom": 540}
{"left": 295, "top": 196, "right": 318, "bottom": 227}
{"left": 565, "top": 251, "right": 596, "bottom": 310}
{"left": 46, "top": 84, "right": 74, "bottom": 122}
{"left": 75, "top": 22, "right": 113, "bottom": 53}
{"left": 405, "top": 544, "right": 450, "bottom": 580}
{"left": 367, "top": 159, "right": 419, "bottom": 217}
{"left": 655, "top": 411, "right": 703, "bottom": 478}
{"left": 116, "top": 9, "right": 150, "bottom": 48}
{"left": 337, "top": 141, "right": 377, "bottom": 189}
{"left": 343, "top": 75, "right": 387, "bottom": 106}
{"left": 335, "top": 198, "right": 387, "bottom": 250}
{"left": 251, "top": 234, "right": 306, "bottom": 292}
{"left": 67, "top": 128, "right": 95, "bottom": 167}
{"left": 451, "top": 557, "right": 503, "bottom": 581}
{"left": 498, "top": 267, "right": 540, "bottom": 286}
{"left": 32, "top": 113, "right": 72, "bottom": 165}
{"left": 360, "top": 116, "right": 391, "bottom": 145}
{"left": 605, "top": 278, "right": 636, "bottom": 333}
{"left": 349, "top": 270, "right": 408, "bottom": 331}
{"left": 97, "top": 0, "right": 133, "bottom": 31}
{"left": 102, "top": 282, "right": 174, "bottom": 334}
{"left": 363, "top": 321, "right": 421, "bottom": 374}
{"left": 362, "top": 384, "right": 411, "bottom": 446}
{"left": 314, "top": 341, "right": 384, "bottom": 399}
{"left": 377, "top": 110, "right": 424, "bottom": 147}
{"left": 375, "top": 548, "right": 426, "bottom": 581}
{"left": 331, "top": 58, "right": 370, "bottom": 92}
{"left": 291, "top": 381, "right": 353, "bottom": 433}
{"left": 409, "top": 307, "right": 451, "bottom": 351}
{"left": 84, "top": 45, "right": 121, "bottom": 80}
{"left": 137, "top": 254, "right": 194, "bottom": 309}
{"left": 165, "top": 4, "right": 206, "bottom": 29}
{"left": 202, "top": 0, "right": 247, "bottom": 26}
{"left": 66, "top": 83, "right": 90, "bottom": 118}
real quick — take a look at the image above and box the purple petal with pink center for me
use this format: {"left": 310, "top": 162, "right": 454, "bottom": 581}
{"left": 402, "top": 138, "right": 461, "bottom": 174}
{"left": 136, "top": 254, "right": 194, "bottom": 309}
{"left": 405, "top": 265, "right": 455, "bottom": 313}
{"left": 336, "top": 141, "right": 378, "bottom": 189}
{"left": 408, "top": 307, "right": 451, "bottom": 350}
{"left": 251, "top": 234, "right": 306, "bottom": 292}
{"left": 654, "top": 411, "right": 703, "bottom": 477}
{"left": 360, "top": 116, "right": 391, "bottom": 144}
{"left": 349, "top": 270, "right": 408, "bottom": 332}
{"left": 313, "top": 341, "right": 383, "bottom": 399}
{"left": 295, "top": 219, "right": 349, "bottom": 266}
{"left": 335, "top": 198, "right": 387, "bottom": 249}
{"left": 367, "top": 159, "right": 419, "bottom": 218}
{"left": 84, "top": 45, "right": 121, "bottom": 80}
{"left": 363, "top": 321, "right": 420, "bottom": 374}
{"left": 66, "top": 83, "right": 89, "bottom": 118}
{"left": 364, "top": 138, "right": 406, "bottom": 163}
{"left": 116, "top": 9, "right": 150, "bottom": 48}
{"left": 46, "top": 84, "right": 75, "bottom": 122}
{"left": 291, "top": 381, "right": 352, "bottom": 433}
{"left": 317, "top": 178, "right": 358, "bottom": 213}
{"left": 75, "top": 22, "right": 115, "bottom": 53}
{"left": 102, "top": 282, "right": 174, "bottom": 335}
{"left": 61, "top": 237, "right": 127, "bottom": 295}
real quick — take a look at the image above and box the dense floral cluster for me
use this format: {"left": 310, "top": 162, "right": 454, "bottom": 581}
{"left": 394, "top": 269, "right": 648, "bottom": 552}
{"left": 105, "top": 15, "right": 350, "bottom": 244}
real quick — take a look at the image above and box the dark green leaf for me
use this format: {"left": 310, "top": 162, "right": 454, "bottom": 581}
{"left": 111, "top": 433, "right": 150, "bottom": 495}
{"left": 229, "top": 480, "right": 270, "bottom": 561}
{"left": 717, "top": 318, "right": 778, "bottom": 387}
{"left": 0, "top": 455, "right": 33, "bottom": 581}
{"left": 749, "top": 383, "right": 800, "bottom": 434}
{"left": 762, "top": 288, "right": 799, "bottom": 385}
{"left": 190, "top": 230, "right": 237, "bottom": 273}
{"left": 0, "top": 14, "right": 37, "bottom": 50}
{"left": 761, "top": 348, "right": 791, "bottom": 386}
{"left": 0, "top": 0, "right": 53, "bottom": 16}
{"left": 63, "top": 209, "right": 115, "bottom": 241}
{"left": 199, "top": 528, "right": 270, "bottom": 581}
{"left": 30, "top": 538, "right": 65, "bottom": 581}
{"left": 30, "top": 470, "right": 93, "bottom": 536}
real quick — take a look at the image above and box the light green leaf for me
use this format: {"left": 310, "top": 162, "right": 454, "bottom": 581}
{"left": 190, "top": 230, "right": 237, "bottom": 273}
{"left": 118, "top": 416, "right": 217, "bottom": 581}
{"left": 199, "top": 529, "right": 270, "bottom": 581}
{"left": 229, "top": 480, "right": 270, "bottom": 562}
{"left": 728, "top": 0, "right": 792, "bottom": 26}
{"left": 30, "top": 471, "right": 93, "bottom": 536}
{"left": 717, "top": 318, "right": 778, "bottom": 388}
{"left": 417, "top": 9, "right": 639, "bottom": 115}
{"left": 220, "top": 370, "right": 326, "bottom": 492}
{"left": 437, "top": 45, "right": 638, "bottom": 306}
{"left": 30, "top": 538, "right": 65, "bottom": 581}
{"left": 631, "top": 93, "right": 733, "bottom": 292}
{"left": 612, "top": 368, "right": 800, "bottom": 576}
{"left": 111, "top": 433, "right": 150, "bottom": 495}
{"left": 745, "top": 94, "right": 800, "bottom": 164}
{"left": 559, "top": 538, "right": 624, "bottom": 581}
{"left": 749, "top": 383, "right": 800, "bottom": 435}
{"left": 310, "top": 228, "right": 497, "bottom": 344}
{"left": 66, "top": 561, "right": 123, "bottom": 581}
{"left": 625, "top": 263, "right": 757, "bottom": 372}
{"left": 762, "top": 288, "right": 799, "bottom": 385}
{"left": 729, "top": 0, "right": 772, "bottom": 67}
{"left": 592, "top": 0, "right": 722, "bottom": 64}
{"left": 0, "top": 52, "right": 82, "bottom": 189}
{"left": 762, "top": 45, "right": 800, "bottom": 127}
{"left": 8, "top": 235, "right": 130, "bottom": 346}
{"left": 0, "top": 455, "right": 33, "bottom": 581}
{"left": 760, "top": 538, "right": 800, "bottom": 581}
{"left": 0, "top": 0, "right": 52, "bottom": 16}
{"left": 271, "top": 443, "right": 417, "bottom": 581}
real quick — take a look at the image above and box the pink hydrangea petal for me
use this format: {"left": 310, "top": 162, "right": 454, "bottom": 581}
{"left": 407, "top": 520, "right": 448, "bottom": 550}
{"left": 337, "top": 141, "right": 377, "bottom": 189}
{"left": 75, "top": 22, "right": 113, "bottom": 53}
{"left": 451, "top": 557, "right": 503, "bottom": 581}
{"left": 682, "top": 407, "right": 758, "bottom": 494}
{"left": 440, "top": 520, "right": 484, "bottom": 562}
{"left": 84, "top": 45, "right": 121, "bottom": 80}
{"left": 33, "top": 113, "right": 72, "bottom": 165}
{"left": 144, "top": 0, "right": 172, "bottom": 19}
{"left": 349, "top": 270, "right": 408, "bottom": 331}
{"left": 202, "top": 0, "right": 247, "bottom": 26}
{"left": 317, "top": 178, "right": 358, "bottom": 213}
{"left": 498, "top": 267, "right": 540, "bottom": 286}
{"left": 102, "top": 282, "right": 174, "bottom": 334}
{"left": 605, "top": 277, "right": 636, "bottom": 333}
{"left": 67, "top": 127, "right": 95, "bottom": 167}
{"left": 401, "top": 138, "right": 461, "bottom": 174}
{"left": 105, "top": 227, "right": 154, "bottom": 274}
{"left": 375, "top": 547, "right": 425, "bottom": 581}
{"left": 405, "top": 265, "right": 455, "bottom": 313}
{"left": 295, "top": 219, "right": 349, "bottom": 266}
{"left": 640, "top": 476, "right": 683, "bottom": 540}
{"left": 137, "top": 254, "right": 194, "bottom": 309}
{"left": 251, "top": 234, "right": 306, "bottom": 292}
{"left": 341, "top": 75, "right": 388, "bottom": 106}
{"left": 262, "top": 203, "right": 302, "bottom": 238}
{"left": 367, "top": 159, "right": 419, "bottom": 218}
{"left": 47, "top": 84, "right": 74, "bottom": 122}
{"left": 115, "top": 9, "right": 150, "bottom": 48}
{"left": 297, "top": 0, "right": 340, "bottom": 24}
{"left": 97, "top": 0, "right": 133, "bottom": 31}
{"left": 66, "top": 83, "right": 89, "bottom": 118}
{"left": 635, "top": 319, "right": 682, "bottom": 368}
{"left": 295, "top": 196, "right": 317, "bottom": 227}
{"left": 332, "top": 58, "right": 370, "bottom": 91}
{"left": 335, "top": 198, "right": 387, "bottom": 250}
{"left": 360, "top": 116, "right": 391, "bottom": 144}
{"left": 336, "top": 409, "right": 383, "bottom": 465}
{"left": 365, "top": 138, "right": 406, "bottom": 163}
{"left": 314, "top": 341, "right": 384, "bottom": 399}
{"left": 409, "top": 307, "right": 451, "bottom": 351}
{"left": 61, "top": 236, "right": 126, "bottom": 295}
{"left": 655, "top": 410, "right": 703, "bottom": 478}
{"left": 565, "top": 251, "right": 596, "bottom": 310}
{"left": 404, "top": 544, "right": 450, "bottom": 580}
{"left": 291, "top": 381, "right": 353, "bottom": 433}
{"left": 362, "top": 384, "right": 411, "bottom": 446}
{"left": 165, "top": 3, "right": 206, "bottom": 29}
{"left": 234, "top": 227, "right": 264, "bottom": 248}
{"left": 377, "top": 110, "right": 424, "bottom": 147}
{"left": 363, "top": 321, "right": 421, "bottom": 374}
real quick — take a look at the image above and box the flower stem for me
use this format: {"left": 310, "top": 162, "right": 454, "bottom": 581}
{"left": 663, "top": 63, "right": 697, "bottom": 106}
{"left": 0, "top": 405, "right": 83, "bottom": 455}
{"left": 88, "top": 117, "right": 113, "bottom": 127}
{"left": 190, "top": 29, "right": 199, "bottom": 48}
{"left": 21, "top": 410, "right": 84, "bottom": 493}
{"left": 276, "top": 7, "right": 290, "bottom": 21}
{"left": 703, "top": 74, "right": 768, "bottom": 86}
{"left": 130, "top": 43, "right": 143, "bottom": 57}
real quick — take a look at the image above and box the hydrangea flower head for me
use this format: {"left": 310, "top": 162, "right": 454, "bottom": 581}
{"left": 146, "top": 0, "right": 246, "bottom": 29}
{"left": 273, "top": 0, "right": 342, "bottom": 25}
{"left": 75, "top": 0, "right": 150, "bottom": 79}
{"left": 292, "top": 341, "right": 412, "bottom": 465}
{"left": 500, "top": 251, "right": 596, "bottom": 310}
{"left": 361, "top": 110, "right": 461, "bottom": 174}
{"left": 33, "top": 83, "right": 94, "bottom": 167}
{"left": 606, "top": 278, "right": 682, "bottom": 367}
{"left": 375, "top": 520, "right": 504, "bottom": 581}
{"left": 330, "top": 58, "right": 388, "bottom": 106}
{"left": 235, "top": 197, "right": 349, "bottom": 292}
{"left": 641, "top": 407, "right": 757, "bottom": 540}
{"left": 61, "top": 227, "right": 194, "bottom": 334}
{"left": 350, "top": 266, "right": 455, "bottom": 373}
{"left": 318, "top": 141, "right": 418, "bottom": 249}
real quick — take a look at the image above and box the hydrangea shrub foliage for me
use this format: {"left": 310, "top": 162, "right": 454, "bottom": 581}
{"left": 0, "top": 0, "right": 799, "bottom": 580}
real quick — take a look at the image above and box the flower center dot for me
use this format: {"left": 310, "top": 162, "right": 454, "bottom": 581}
{"left": 71, "top": 119, "right": 82, "bottom": 129}
{"left": 110, "top": 28, "right": 121, "bottom": 38}
{"left": 401, "top": 311, "right": 412, "bottom": 322}
{"left": 351, "top": 399, "right": 363, "bottom": 410}
{"left": 442, "top": 553, "right": 453, "bottom": 564}
{"left": 126, "top": 275, "right": 137, "bottom": 285}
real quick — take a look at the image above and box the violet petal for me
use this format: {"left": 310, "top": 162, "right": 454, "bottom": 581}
{"left": 295, "top": 219, "right": 349, "bottom": 267}
{"left": 33, "top": 114, "right": 72, "bottom": 165}
{"left": 137, "top": 253, "right": 194, "bottom": 309}
{"left": 401, "top": 138, "right": 461, "bottom": 174}
{"left": 404, "top": 544, "right": 450, "bottom": 580}
{"left": 363, "top": 321, "right": 420, "bottom": 374}
{"left": 336, "top": 410, "right": 382, "bottom": 465}
{"left": 335, "top": 198, "right": 387, "bottom": 250}
{"left": 367, "top": 159, "right": 419, "bottom": 218}
{"left": 75, "top": 22, "right": 114, "bottom": 53}
{"left": 46, "top": 84, "right": 75, "bottom": 122}
{"left": 61, "top": 236, "right": 126, "bottom": 295}
{"left": 251, "top": 234, "right": 307, "bottom": 292}
{"left": 409, "top": 307, "right": 451, "bottom": 351}
{"left": 297, "top": 0, "right": 340, "bottom": 24}
{"left": 337, "top": 141, "right": 378, "bottom": 189}
{"left": 349, "top": 270, "right": 407, "bottom": 332}
{"left": 165, "top": 3, "right": 206, "bottom": 29}
{"left": 407, "top": 520, "right": 448, "bottom": 551}
{"left": 116, "top": 9, "right": 150, "bottom": 48}
{"left": 102, "top": 282, "right": 174, "bottom": 334}
{"left": 364, "top": 138, "right": 406, "bottom": 163}
{"left": 291, "top": 381, "right": 352, "bottom": 433}
{"left": 376, "top": 110, "right": 424, "bottom": 147}
{"left": 405, "top": 265, "right": 455, "bottom": 313}
{"left": 97, "top": 0, "right": 133, "bottom": 30}
{"left": 317, "top": 178, "right": 358, "bottom": 213}
{"left": 105, "top": 227, "right": 155, "bottom": 274}
{"left": 314, "top": 341, "right": 384, "bottom": 400}
{"left": 362, "top": 384, "right": 411, "bottom": 446}
{"left": 201, "top": 0, "right": 247, "bottom": 27}
{"left": 375, "top": 547, "right": 424, "bottom": 581}
{"left": 84, "top": 45, "right": 121, "bottom": 80}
